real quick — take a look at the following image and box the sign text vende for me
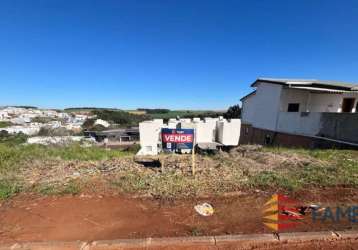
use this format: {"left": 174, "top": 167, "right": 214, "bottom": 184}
{"left": 162, "top": 134, "right": 193, "bottom": 143}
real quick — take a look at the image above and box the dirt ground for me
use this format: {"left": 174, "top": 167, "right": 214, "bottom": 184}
{"left": 0, "top": 188, "right": 357, "bottom": 245}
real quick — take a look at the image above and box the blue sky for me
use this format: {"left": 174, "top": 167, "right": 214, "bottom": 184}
{"left": 1, "top": 0, "right": 358, "bottom": 110}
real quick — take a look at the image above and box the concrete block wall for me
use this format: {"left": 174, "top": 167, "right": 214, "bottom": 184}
{"left": 137, "top": 121, "right": 162, "bottom": 156}
{"left": 240, "top": 123, "right": 358, "bottom": 149}
{"left": 319, "top": 113, "right": 358, "bottom": 143}
{"left": 276, "top": 112, "right": 322, "bottom": 136}
{"left": 216, "top": 119, "right": 241, "bottom": 145}
{"left": 137, "top": 118, "right": 241, "bottom": 156}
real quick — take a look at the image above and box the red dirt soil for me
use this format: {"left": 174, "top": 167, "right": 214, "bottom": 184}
{"left": 0, "top": 188, "right": 357, "bottom": 245}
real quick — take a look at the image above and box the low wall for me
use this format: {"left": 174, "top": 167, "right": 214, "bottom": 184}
{"left": 276, "top": 112, "right": 358, "bottom": 144}
{"left": 239, "top": 124, "right": 358, "bottom": 149}
{"left": 319, "top": 113, "right": 358, "bottom": 143}
{"left": 277, "top": 112, "right": 321, "bottom": 136}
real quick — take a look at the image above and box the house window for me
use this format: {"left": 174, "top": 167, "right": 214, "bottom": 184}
{"left": 287, "top": 103, "right": 300, "bottom": 112}
{"left": 342, "top": 98, "right": 355, "bottom": 113}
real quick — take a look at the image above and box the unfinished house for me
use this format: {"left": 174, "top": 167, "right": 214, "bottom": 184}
{"left": 240, "top": 78, "right": 358, "bottom": 148}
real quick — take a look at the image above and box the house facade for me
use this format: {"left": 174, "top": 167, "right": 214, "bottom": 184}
{"left": 240, "top": 78, "right": 358, "bottom": 148}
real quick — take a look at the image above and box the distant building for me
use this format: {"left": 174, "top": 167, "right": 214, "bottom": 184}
{"left": 1, "top": 124, "right": 41, "bottom": 135}
{"left": 84, "top": 128, "right": 139, "bottom": 142}
{"left": 94, "top": 119, "right": 110, "bottom": 128}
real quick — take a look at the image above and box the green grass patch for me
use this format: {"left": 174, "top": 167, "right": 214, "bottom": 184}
{"left": 60, "top": 180, "right": 82, "bottom": 195}
{"left": 36, "top": 184, "right": 59, "bottom": 196}
{"left": 111, "top": 170, "right": 200, "bottom": 197}
{"left": 0, "top": 131, "right": 28, "bottom": 145}
{"left": 35, "top": 180, "right": 82, "bottom": 196}
{"left": 0, "top": 143, "right": 131, "bottom": 166}
{"left": 262, "top": 147, "right": 358, "bottom": 162}
{"left": 0, "top": 143, "right": 133, "bottom": 176}
{"left": 248, "top": 171, "right": 300, "bottom": 191}
{"left": 0, "top": 179, "right": 21, "bottom": 200}
{"left": 0, "top": 121, "right": 12, "bottom": 128}
{"left": 1, "top": 143, "right": 358, "bottom": 198}
{"left": 249, "top": 147, "right": 358, "bottom": 191}
{"left": 43, "top": 144, "right": 132, "bottom": 161}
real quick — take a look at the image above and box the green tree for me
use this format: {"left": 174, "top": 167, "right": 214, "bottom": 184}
{"left": 82, "top": 118, "right": 96, "bottom": 130}
{"left": 93, "top": 109, "right": 148, "bottom": 127}
{"left": 224, "top": 104, "right": 241, "bottom": 119}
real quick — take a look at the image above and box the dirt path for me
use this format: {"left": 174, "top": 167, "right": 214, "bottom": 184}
{"left": 0, "top": 188, "right": 357, "bottom": 244}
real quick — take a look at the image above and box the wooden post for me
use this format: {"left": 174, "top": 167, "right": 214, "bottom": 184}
{"left": 192, "top": 128, "right": 196, "bottom": 176}
{"left": 161, "top": 156, "right": 165, "bottom": 173}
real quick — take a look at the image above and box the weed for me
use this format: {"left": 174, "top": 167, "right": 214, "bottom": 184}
{"left": 0, "top": 179, "right": 21, "bottom": 200}
{"left": 0, "top": 121, "right": 12, "bottom": 128}
{"left": 190, "top": 227, "right": 202, "bottom": 236}
{"left": 36, "top": 183, "right": 59, "bottom": 195}
{"left": 2, "top": 143, "right": 358, "bottom": 199}
{"left": 0, "top": 143, "right": 132, "bottom": 172}
{"left": 247, "top": 171, "right": 300, "bottom": 191}
{"left": 35, "top": 180, "right": 81, "bottom": 196}
{"left": 61, "top": 180, "right": 81, "bottom": 195}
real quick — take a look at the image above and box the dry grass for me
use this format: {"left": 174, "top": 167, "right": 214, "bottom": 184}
{"left": 1, "top": 144, "right": 358, "bottom": 199}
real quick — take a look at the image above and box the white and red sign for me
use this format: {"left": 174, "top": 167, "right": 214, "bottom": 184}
{"left": 162, "top": 133, "right": 193, "bottom": 143}
{"left": 161, "top": 128, "right": 194, "bottom": 150}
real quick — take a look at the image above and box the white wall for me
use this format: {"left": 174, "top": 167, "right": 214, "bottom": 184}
{"left": 216, "top": 119, "right": 241, "bottom": 145}
{"left": 241, "top": 94, "right": 256, "bottom": 124}
{"left": 309, "top": 93, "right": 342, "bottom": 112}
{"left": 244, "top": 82, "right": 283, "bottom": 131}
{"left": 137, "top": 121, "right": 162, "bottom": 155}
{"left": 279, "top": 88, "right": 344, "bottom": 112}
{"left": 196, "top": 122, "right": 215, "bottom": 143}
{"left": 279, "top": 88, "right": 309, "bottom": 112}
{"left": 276, "top": 112, "right": 322, "bottom": 136}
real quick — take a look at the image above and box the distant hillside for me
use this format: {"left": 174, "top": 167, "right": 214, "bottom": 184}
{"left": 3, "top": 106, "right": 38, "bottom": 109}
{"left": 147, "top": 110, "right": 225, "bottom": 119}
{"left": 64, "top": 107, "right": 226, "bottom": 128}
{"left": 64, "top": 107, "right": 122, "bottom": 113}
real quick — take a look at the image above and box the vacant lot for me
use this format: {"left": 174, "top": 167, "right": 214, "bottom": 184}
{"left": 1, "top": 142, "right": 358, "bottom": 200}
{"left": 1, "top": 142, "right": 358, "bottom": 244}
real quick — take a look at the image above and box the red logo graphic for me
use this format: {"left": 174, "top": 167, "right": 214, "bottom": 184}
{"left": 262, "top": 194, "right": 303, "bottom": 231}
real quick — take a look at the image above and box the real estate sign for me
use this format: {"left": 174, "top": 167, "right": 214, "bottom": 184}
{"left": 161, "top": 128, "right": 194, "bottom": 151}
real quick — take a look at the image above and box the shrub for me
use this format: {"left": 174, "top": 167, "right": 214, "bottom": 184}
{"left": 137, "top": 108, "right": 170, "bottom": 114}
{"left": 224, "top": 104, "right": 241, "bottom": 119}
{"left": 0, "top": 121, "right": 12, "bottom": 128}
{"left": 0, "top": 131, "right": 28, "bottom": 145}
{"left": 38, "top": 127, "right": 73, "bottom": 136}
{"left": 93, "top": 109, "right": 148, "bottom": 127}
{"left": 82, "top": 118, "right": 96, "bottom": 130}
{"left": 0, "top": 179, "right": 21, "bottom": 200}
